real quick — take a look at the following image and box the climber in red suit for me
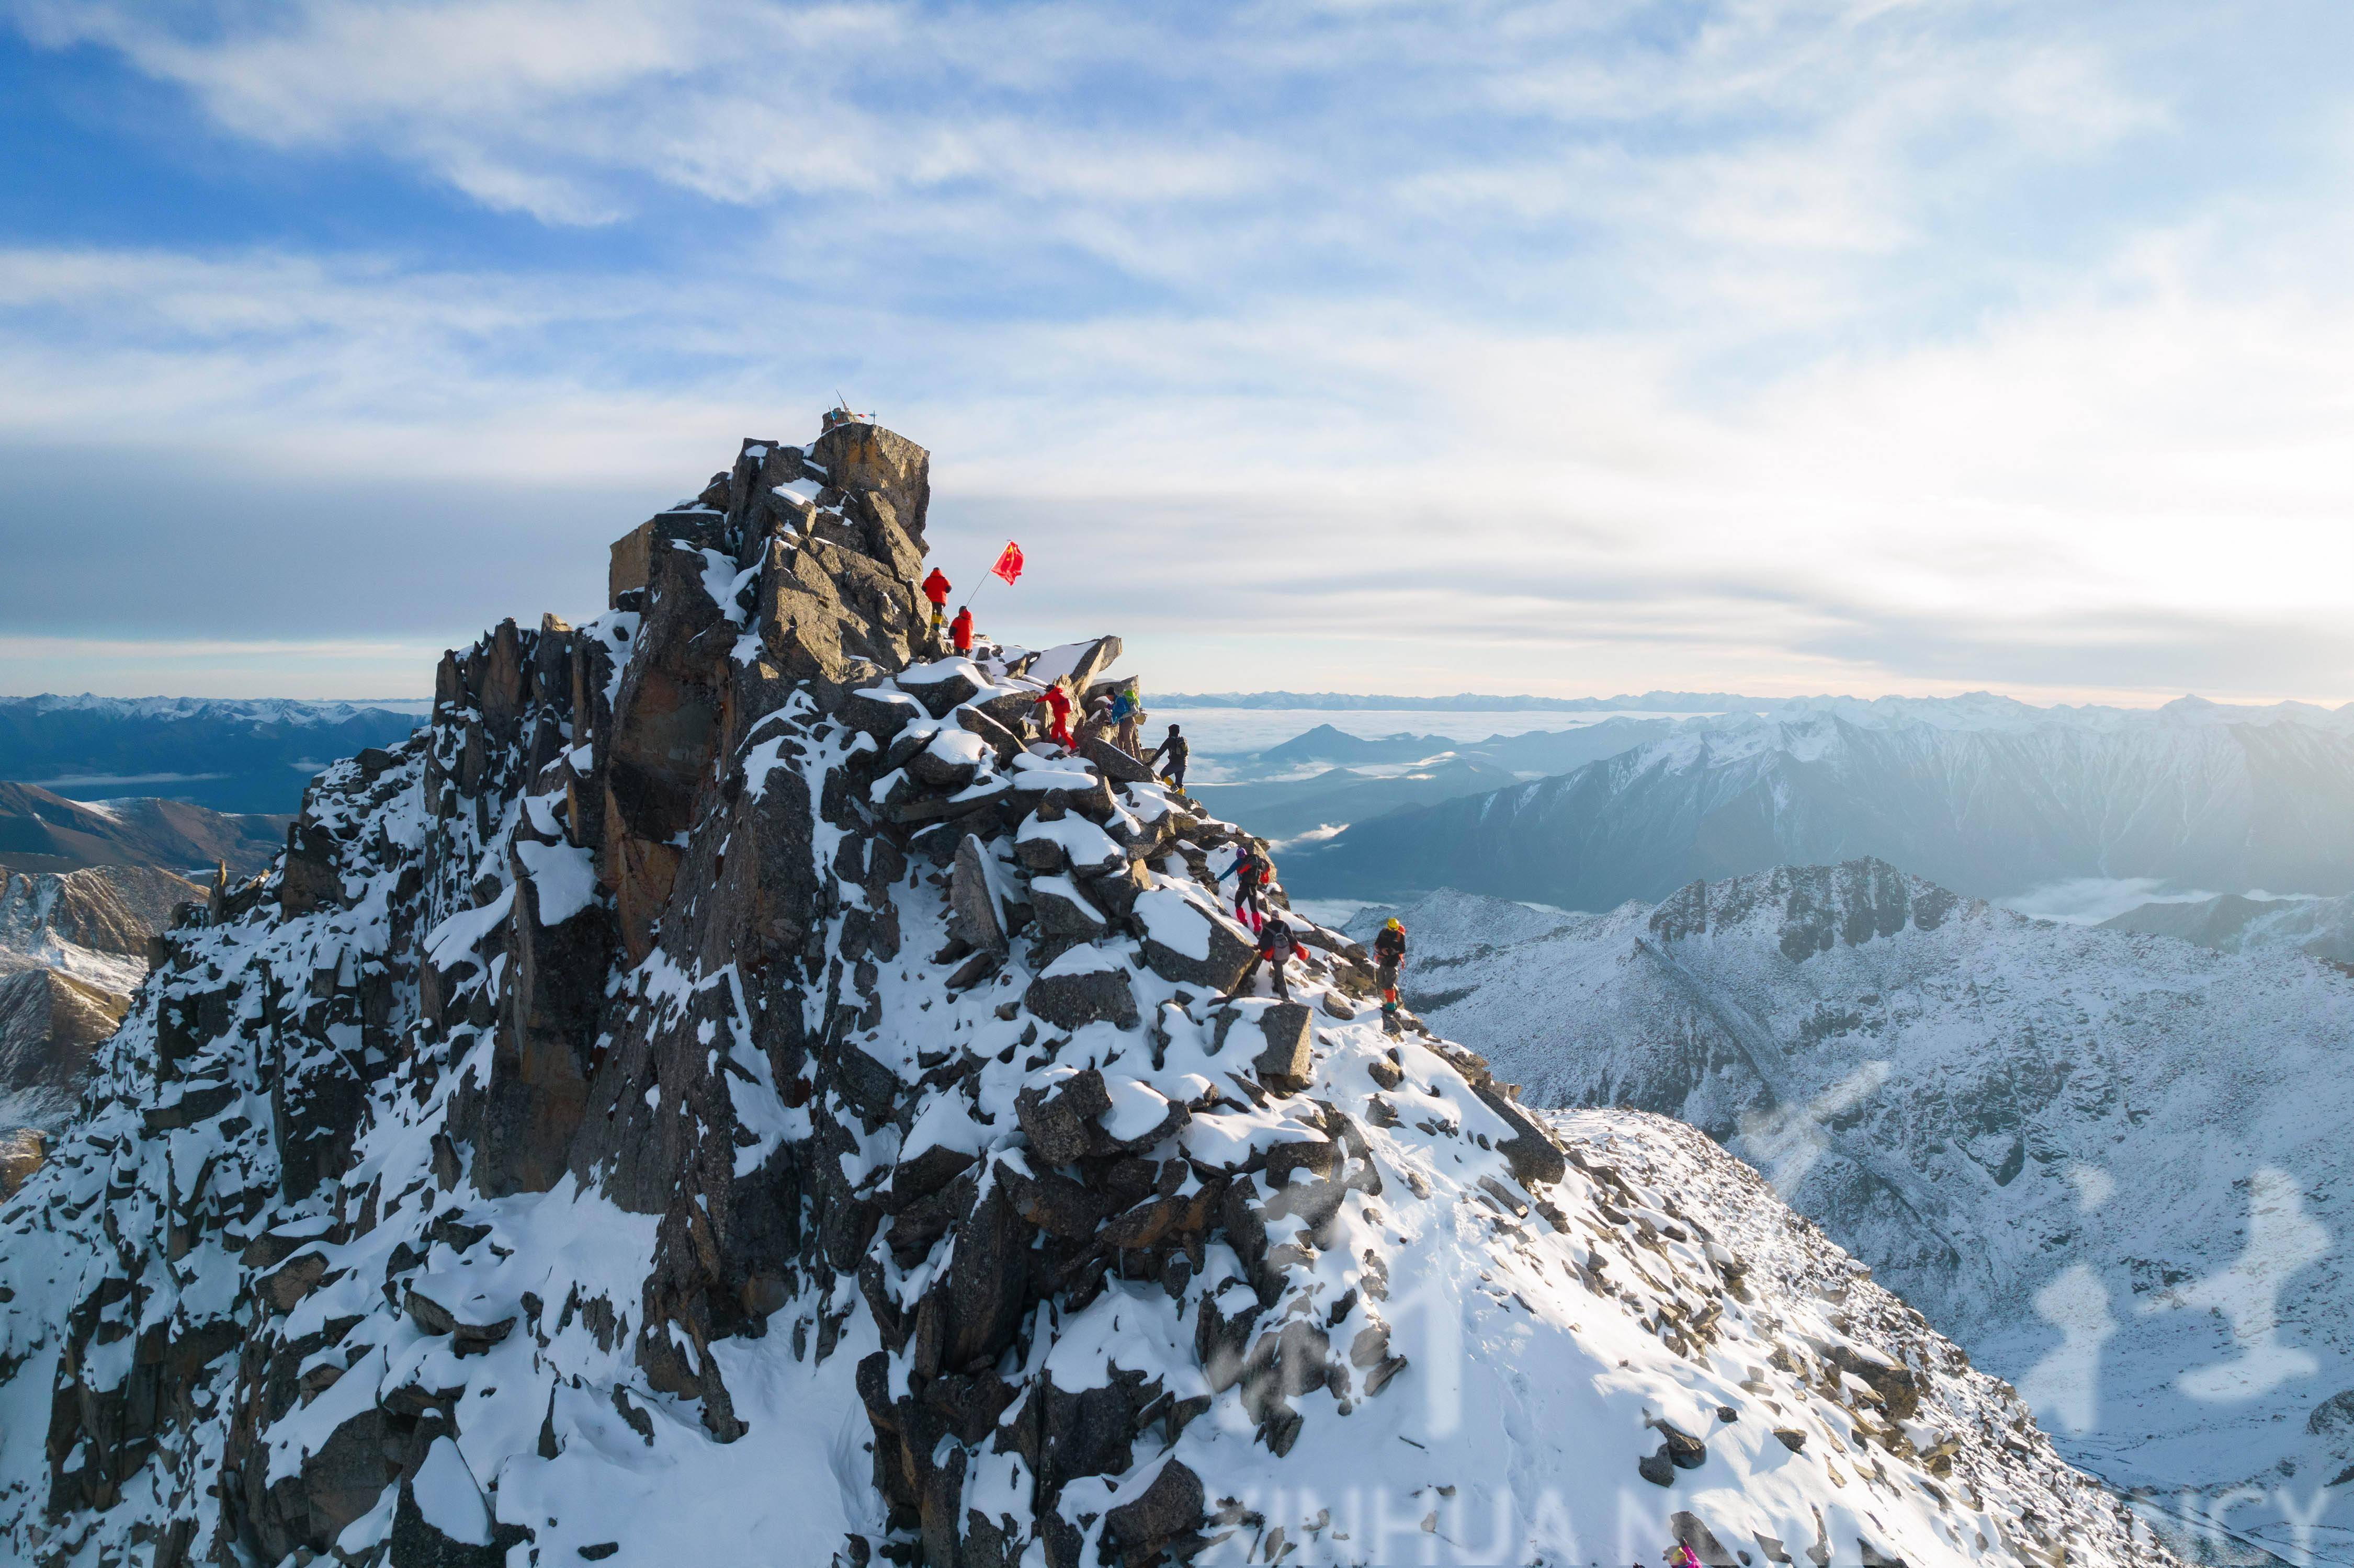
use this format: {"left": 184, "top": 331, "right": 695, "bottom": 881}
{"left": 921, "top": 567, "right": 951, "bottom": 650}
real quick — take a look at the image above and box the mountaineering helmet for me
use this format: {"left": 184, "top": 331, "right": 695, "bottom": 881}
{"left": 1384, "top": 917, "right": 1403, "bottom": 932}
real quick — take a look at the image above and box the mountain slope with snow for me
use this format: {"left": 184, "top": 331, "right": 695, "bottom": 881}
{"left": 1356, "top": 866, "right": 2354, "bottom": 1560}
{"left": 0, "top": 782, "right": 286, "bottom": 877}
{"left": 0, "top": 863, "right": 201, "bottom": 1130}
{"left": 0, "top": 423, "right": 2160, "bottom": 1568}
{"left": 1294, "top": 707, "right": 2354, "bottom": 908}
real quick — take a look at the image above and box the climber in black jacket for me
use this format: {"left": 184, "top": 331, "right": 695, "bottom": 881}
{"left": 1217, "top": 842, "right": 1272, "bottom": 933}
{"left": 1224, "top": 911, "right": 1311, "bottom": 1003}
{"left": 1148, "top": 724, "right": 1189, "bottom": 791}
{"left": 1373, "top": 916, "right": 1407, "bottom": 1031}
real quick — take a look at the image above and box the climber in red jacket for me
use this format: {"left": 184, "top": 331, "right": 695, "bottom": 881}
{"left": 1032, "top": 681, "right": 1074, "bottom": 751}
{"left": 949, "top": 605, "right": 974, "bottom": 655}
{"left": 921, "top": 567, "right": 951, "bottom": 649}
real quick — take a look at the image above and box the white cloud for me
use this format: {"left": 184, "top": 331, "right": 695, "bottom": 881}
{"left": 4, "top": 0, "right": 2352, "bottom": 700}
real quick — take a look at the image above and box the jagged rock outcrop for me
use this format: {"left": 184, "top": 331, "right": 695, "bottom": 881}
{"left": 0, "top": 420, "right": 2173, "bottom": 1568}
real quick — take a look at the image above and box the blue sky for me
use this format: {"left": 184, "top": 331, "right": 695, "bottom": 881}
{"left": 3, "top": 0, "right": 2351, "bottom": 703}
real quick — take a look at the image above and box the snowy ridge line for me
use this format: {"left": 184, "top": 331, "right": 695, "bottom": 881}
{"left": 0, "top": 694, "right": 431, "bottom": 724}
{"left": 0, "top": 419, "right": 2169, "bottom": 1568}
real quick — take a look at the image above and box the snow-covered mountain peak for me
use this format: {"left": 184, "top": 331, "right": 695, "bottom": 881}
{"left": 1644, "top": 859, "right": 1978, "bottom": 960}
{"left": 1361, "top": 865, "right": 2354, "bottom": 1561}
{"left": 0, "top": 423, "right": 2168, "bottom": 1567}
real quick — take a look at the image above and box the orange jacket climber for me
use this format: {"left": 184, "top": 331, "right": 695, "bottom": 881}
{"left": 950, "top": 607, "right": 974, "bottom": 654}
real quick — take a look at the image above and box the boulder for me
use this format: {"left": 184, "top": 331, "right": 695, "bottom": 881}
{"left": 262, "top": 1251, "right": 330, "bottom": 1314}
{"left": 1023, "top": 950, "right": 1138, "bottom": 1031}
{"left": 949, "top": 836, "right": 1010, "bottom": 956}
{"left": 908, "top": 728, "right": 989, "bottom": 790}
{"left": 1469, "top": 1080, "right": 1567, "bottom": 1190}
{"left": 1638, "top": 1445, "right": 1677, "bottom": 1487}
{"left": 1014, "top": 1069, "right": 1112, "bottom": 1166}
{"left": 1026, "top": 960, "right": 1144, "bottom": 1031}
{"left": 1096, "top": 1075, "right": 1188, "bottom": 1154}
{"left": 810, "top": 421, "right": 933, "bottom": 544}
{"left": 279, "top": 818, "right": 343, "bottom": 916}
{"left": 1103, "top": 1460, "right": 1205, "bottom": 1560}
{"left": 1676, "top": 1506, "right": 1751, "bottom": 1553}
{"left": 1820, "top": 1340, "right": 1920, "bottom": 1422}
{"left": 1652, "top": 1416, "right": 1708, "bottom": 1469}
{"left": 1078, "top": 857, "right": 1149, "bottom": 920}
{"left": 1028, "top": 876, "right": 1108, "bottom": 942}
{"left": 1004, "top": 1167, "right": 1108, "bottom": 1239}
{"left": 897, "top": 660, "right": 986, "bottom": 719}
{"left": 1020, "top": 636, "right": 1123, "bottom": 693}
{"left": 388, "top": 1437, "right": 514, "bottom": 1568}
{"left": 608, "top": 511, "right": 726, "bottom": 609}
{"left": 843, "top": 686, "right": 925, "bottom": 745}
{"left": 955, "top": 703, "right": 1024, "bottom": 764}
{"left": 404, "top": 1283, "right": 517, "bottom": 1355}
{"left": 974, "top": 687, "right": 1043, "bottom": 733}
{"left": 933, "top": 1179, "right": 1029, "bottom": 1371}
{"left": 1081, "top": 736, "right": 1156, "bottom": 787}
{"left": 1134, "top": 889, "right": 1254, "bottom": 991}
{"left": 1248, "top": 1003, "right": 1314, "bottom": 1086}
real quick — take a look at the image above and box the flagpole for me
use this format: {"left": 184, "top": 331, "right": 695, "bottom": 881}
{"left": 957, "top": 540, "right": 1019, "bottom": 619}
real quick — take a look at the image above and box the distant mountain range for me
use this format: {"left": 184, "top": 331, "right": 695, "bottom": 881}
{"left": 0, "top": 694, "right": 424, "bottom": 813}
{"left": 1156, "top": 690, "right": 1753, "bottom": 710}
{"left": 1189, "top": 718, "right": 1693, "bottom": 842}
{"left": 1350, "top": 861, "right": 2354, "bottom": 1557}
{"left": 1289, "top": 697, "right": 2354, "bottom": 906}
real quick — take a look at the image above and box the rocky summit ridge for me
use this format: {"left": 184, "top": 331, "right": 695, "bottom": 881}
{"left": 0, "top": 420, "right": 2164, "bottom": 1567}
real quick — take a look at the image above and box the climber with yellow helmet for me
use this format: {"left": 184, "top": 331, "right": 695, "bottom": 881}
{"left": 1373, "top": 916, "right": 1408, "bottom": 1033}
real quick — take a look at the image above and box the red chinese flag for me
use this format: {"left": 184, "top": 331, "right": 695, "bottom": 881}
{"left": 991, "top": 541, "right": 1025, "bottom": 585}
